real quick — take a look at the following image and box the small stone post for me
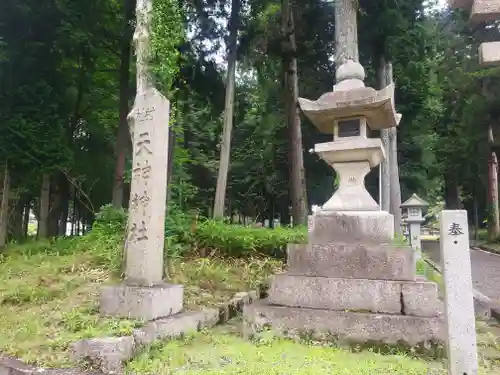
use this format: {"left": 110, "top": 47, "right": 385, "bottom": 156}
{"left": 99, "top": 0, "right": 183, "bottom": 321}
{"left": 439, "top": 210, "right": 478, "bottom": 375}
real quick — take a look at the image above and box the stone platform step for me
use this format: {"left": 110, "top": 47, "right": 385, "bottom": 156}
{"left": 243, "top": 300, "right": 444, "bottom": 346}
{"left": 287, "top": 243, "right": 415, "bottom": 281}
{"left": 268, "top": 273, "right": 442, "bottom": 317}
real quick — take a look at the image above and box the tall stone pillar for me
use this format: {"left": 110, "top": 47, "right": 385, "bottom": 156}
{"left": 99, "top": 0, "right": 183, "bottom": 321}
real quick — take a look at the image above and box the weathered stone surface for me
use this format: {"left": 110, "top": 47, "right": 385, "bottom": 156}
{"left": 309, "top": 211, "right": 394, "bottom": 244}
{"left": 267, "top": 273, "right": 402, "bottom": 313}
{"left": 133, "top": 309, "right": 219, "bottom": 345}
{"left": 479, "top": 41, "right": 500, "bottom": 67}
{"left": 316, "top": 160, "right": 380, "bottom": 211}
{"left": 314, "top": 139, "right": 384, "bottom": 168}
{"left": 402, "top": 282, "right": 442, "bottom": 317}
{"left": 243, "top": 300, "right": 444, "bottom": 346}
{"left": 125, "top": 87, "right": 171, "bottom": 287}
{"left": 298, "top": 83, "right": 399, "bottom": 132}
{"left": 447, "top": 0, "right": 473, "bottom": 9}
{"left": 69, "top": 336, "right": 135, "bottom": 375}
{"left": 439, "top": 210, "right": 478, "bottom": 375}
{"left": 268, "top": 274, "right": 442, "bottom": 317}
{"left": 287, "top": 243, "right": 415, "bottom": 281}
{"left": 100, "top": 282, "right": 183, "bottom": 321}
{"left": 471, "top": 0, "right": 500, "bottom": 23}
{"left": 0, "top": 355, "right": 105, "bottom": 375}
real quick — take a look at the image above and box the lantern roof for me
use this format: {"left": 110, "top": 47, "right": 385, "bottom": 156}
{"left": 400, "top": 193, "right": 429, "bottom": 208}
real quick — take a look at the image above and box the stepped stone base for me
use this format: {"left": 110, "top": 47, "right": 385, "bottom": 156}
{"left": 268, "top": 273, "right": 442, "bottom": 317}
{"left": 243, "top": 300, "right": 445, "bottom": 346}
{"left": 253, "top": 208, "right": 442, "bottom": 348}
{"left": 100, "top": 282, "right": 183, "bottom": 321}
{"left": 287, "top": 243, "right": 415, "bottom": 281}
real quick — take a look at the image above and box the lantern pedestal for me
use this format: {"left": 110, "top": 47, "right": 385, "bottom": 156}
{"left": 314, "top": 137, "right": 385, "bottom": 212}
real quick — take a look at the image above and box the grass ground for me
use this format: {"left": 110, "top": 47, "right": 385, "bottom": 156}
{"left": 128, "top": 328, "right": 446, "bottom": 375}
{"left": 127, "top": 318, "right": 500, "bottom": 375}
{"left": 125, "top": 317, "right": 500, "bottom": 375}
{"left": 0, "top": 239, "right": 281, "bottom": 367}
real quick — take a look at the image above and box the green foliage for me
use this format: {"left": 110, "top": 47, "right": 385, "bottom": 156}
{"left": 417, "top": 256, "right": 443, "bottom": 291}
{"left": 93, "top": 204, "right": 128, "bottom": 234}
{"left": 39, "top": 205, "right": 305, "bottom": 280}
{"left": 192, "top": 220, "right": 307, "bottom": 258}
{"left": 392, "top": 234, "right": 410, "bottom": 247}
{"left": 151, "top": 0, "right": 184, "bottom": 96}
{"left": 1, "top": 0, "right": 496, "bottom": 257}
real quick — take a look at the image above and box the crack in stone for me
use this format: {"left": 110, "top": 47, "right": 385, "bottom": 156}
{"left": 400, "top": 289, "right": 406, "bottom": 315}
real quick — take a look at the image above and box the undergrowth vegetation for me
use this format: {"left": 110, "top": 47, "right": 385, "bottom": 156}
{"left": 0, "top": 205, "right": 291, "bottom": 367}
{"left": 88, "top": 204, "right": 307, "bottom": 275}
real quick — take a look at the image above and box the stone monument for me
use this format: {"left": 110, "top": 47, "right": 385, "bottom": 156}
{"left": 244, "top": 0, "right": 444, "bottom": 346}
{"left": 99, "top": 0, "right": 183, "bottom": 321}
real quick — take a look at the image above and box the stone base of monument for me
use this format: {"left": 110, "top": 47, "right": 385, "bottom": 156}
{"left": 286, "top": 243, "right": 416, "bottom": 280}
{"left": 100, "top": 282, "right": 184, "bottom": 321}
{"left": 311, "top": 211, "right": 394, "bottom": 244}
{"left": 245, "top": 213, "right": 445, "bottom": 347}
{"left": 243, "top": 301, "right": 444, "bottom": 346}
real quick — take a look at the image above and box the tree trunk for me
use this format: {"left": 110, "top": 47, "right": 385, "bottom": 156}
{"left": 70, "top": 185, "right": 76, "bottom": 235}
{"left": 58, "top": 175, "right": 70, "bottom": 236}
{"left": 112, "top": 0, "right": 135, "bottom": 208}
{"left": 334, "top": 0, "right": 359, "bottom": 66}
{"left": 385, "top": 62, "right": 403, "bottom": 236}
{"left": 389, "top": 127, "right": 402, "bottom": 234}
{"left": 76, "top": 205, "right": 81, "bottom": 236}
{"left": 378, "top": 57, "right": 390, "bottom": 212}
{"left": 474, "top": 194, "right": 479, "bottom": 243}
{"left": 0, "top": 161, "right": 10, "bottom": 249}
{"left": 22, "top": 202, "right": 30, "bottom": 239}
{"left": 47, "top": 174, "right": 63, "bottom": 237}
{"left": 488, "top": 123, "right": 500, "bottom": 241}
{"left": 444, "top": 172, "right": 461, "bottom": 209}
{"left": 213, "top": 0, "right": 240, "bottom": 219}
{"left": 10, "top": 196, "right": 24, "bottom": 241}
{"left": 282, "top": 0, "right": 308, "bottom": 226}
{"left": 38, "top": 173, "right": 50, "bottom": 238}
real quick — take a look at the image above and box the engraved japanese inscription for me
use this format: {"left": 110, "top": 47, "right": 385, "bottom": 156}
{"left": 135, "top": 132, "right": 153, "bottom": 156}
{"left": 128, "top": 110, "right": 155, "bottom": 244}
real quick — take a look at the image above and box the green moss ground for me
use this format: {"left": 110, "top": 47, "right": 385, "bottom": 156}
{"left": 128, "top": 323, "right": 445, "bottom": 375}
{"left": 124, "top": 318, "right": 500, "bottom": 375}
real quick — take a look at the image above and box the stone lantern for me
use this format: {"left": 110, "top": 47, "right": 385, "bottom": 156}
{"left": 299, "top": 60, "right": 402, "bottom": 241}
{"left": 243, "top": 0, "right": 443, "bottom": 347}
{"left": 401, "top": 193, "right": 429, "bottom": 256}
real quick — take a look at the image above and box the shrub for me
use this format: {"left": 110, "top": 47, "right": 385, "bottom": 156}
{"left": 191, "top": 220, "right": 307, "bottom": 258}
{"left": 13, "top": 205, "right": 305, "bottom": 270}
{"left": 93, "top": 204, "right": 127, "bottom": 234}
